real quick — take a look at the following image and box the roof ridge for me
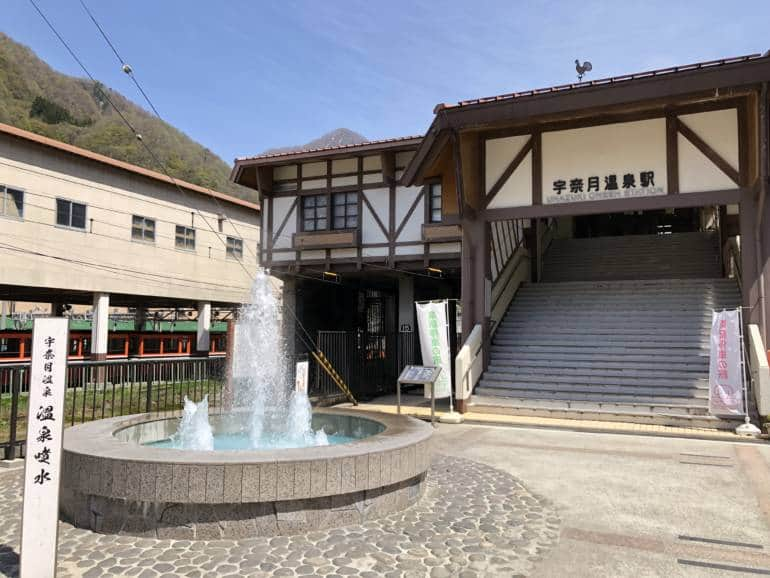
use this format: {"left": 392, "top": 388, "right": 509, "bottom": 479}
{"left": 237, "top": 134, "right": 424, "bottom": 162}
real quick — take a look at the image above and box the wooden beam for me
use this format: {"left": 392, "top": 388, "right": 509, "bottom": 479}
{"left": 737, "top": 99, "right": 749, "bottom": 187}
{"left": 452, "top": 131, "right": 465, "bottom": 217}
{"left": 677, "top": 118, "right": 741, "bottom": 185}
{"left": 666, "top": 114, "right": 679, "bottom": 194}
{"left": 532, "top": 132, "right": 542, "bottom": 205}
{"left": 484, "top": 136, "right": 533, "bottom": 208}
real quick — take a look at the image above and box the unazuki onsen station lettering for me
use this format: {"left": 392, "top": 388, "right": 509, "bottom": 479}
{"left": 234, "top": 52, "right": 770, "bottom": 426}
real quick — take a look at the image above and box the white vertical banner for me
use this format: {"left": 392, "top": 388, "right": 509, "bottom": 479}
{"left": 295, "top": 360, "right": 309, "bottom": 394}
{"left": 708, "top": 309, "right": 745, "bottom": 416}
{"left": 21, "top": 318, "right": 69, "bottom": 578}
{"left": 415, "top": 301, "right": 452, "bottom": 399}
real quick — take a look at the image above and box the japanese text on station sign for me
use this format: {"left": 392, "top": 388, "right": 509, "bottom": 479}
{"left": 20, "top": 318, "right": 69, "bottom": 578}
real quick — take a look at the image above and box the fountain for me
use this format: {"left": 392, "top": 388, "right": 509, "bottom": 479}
{"left": 162, "top": 272, "right": 332, "bottom": 451}
{"left": 60, "top": 271, "right": 432, "bottom": 538}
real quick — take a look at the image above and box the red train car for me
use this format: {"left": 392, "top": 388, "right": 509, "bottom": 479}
{"left": 0, "top": 331, "right": 226, "bottom": 363}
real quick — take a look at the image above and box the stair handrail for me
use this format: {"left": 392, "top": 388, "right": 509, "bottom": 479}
{"left": 455, "top": 323, "right": 483, "bottom": 404}
{"left": 489, "top": 218, "right": 530, "bottom": 336}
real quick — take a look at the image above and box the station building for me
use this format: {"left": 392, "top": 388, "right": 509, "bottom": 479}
{"left": 234, "top": 52, "right": 770, "bottom": 427}
{"left": 0, "top": 122, "right": 260, "bottom": 361}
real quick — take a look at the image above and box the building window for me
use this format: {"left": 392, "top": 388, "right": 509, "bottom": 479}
{"left": 302, "top": 194, "right": 327, "bottom": 231}
{"left": 429, "top": 183, "right": 442, "bottom": 223}
{"left": 56, "top": 198, "right": 87, "bottom": 229}
{"left": 332, "top": 192, "right": 358, "bottom": 230}
{"left": 175, "top": 225, "right": 196, "bottom": 250}
{"left": 226, "top": 236, "right": 243, "bottom": 259}
{"left": 131, "top": 215, "right": 155, "bottom": 242}
{"left": 0, "top": 186, "right": 23, "bottom": 219}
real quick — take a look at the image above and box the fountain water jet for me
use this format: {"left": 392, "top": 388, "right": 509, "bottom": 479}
{"left": 174, "top": 270, "right": 328, "bottom": 450}
{"left": 173, "top": 395, "right": 214, "bottom": 451}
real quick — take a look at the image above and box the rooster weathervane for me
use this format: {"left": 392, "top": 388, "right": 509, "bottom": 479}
{"left": 575, "top": 59, "right": 593, "bottom": 81}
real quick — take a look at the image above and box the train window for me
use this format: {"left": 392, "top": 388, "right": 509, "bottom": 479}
{"left": 143, "top": 337, "right": 161, "bottom": 354}
{"left": 0, "top": 337, "right": 22, "bottom": 358}
{"left": 108, "top": 337, "right": 126, "bottom": 355}
{"left": 163, "top": 337, "right": 179, "bottom": 353}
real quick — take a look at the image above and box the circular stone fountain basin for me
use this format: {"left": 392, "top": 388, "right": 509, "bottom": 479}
{"left": 60, "top": 409, "right": 432, "bottom": 538}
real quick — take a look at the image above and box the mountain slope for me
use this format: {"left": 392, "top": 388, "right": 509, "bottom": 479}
{"left": 0, "top": 32, "right": 253, "bottom": 199}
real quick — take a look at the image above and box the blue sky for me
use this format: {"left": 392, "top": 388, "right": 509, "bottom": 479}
{"left": 3, "top": 1, "right": 769, "bottom": 164}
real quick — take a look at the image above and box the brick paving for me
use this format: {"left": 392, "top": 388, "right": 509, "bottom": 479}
{"left": 0, "top": 455, "right": 560, "bottom": 577}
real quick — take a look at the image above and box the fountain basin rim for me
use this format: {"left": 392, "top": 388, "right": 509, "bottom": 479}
{"left": 63, "top": 408, "right": 432, "bottom": 465}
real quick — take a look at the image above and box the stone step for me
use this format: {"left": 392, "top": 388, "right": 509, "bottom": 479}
{"left": 471, "top": 392, "right": 708, "bottom": 415}
{"left": 468, "top": 396, "right": 741, "bottom": 429}
{"left": 489, "top": 344, "right": 710, "bottom": 357}
{"left": 492, "top": 337, "right": 709, "bottom": 349}
{"left": 480, "top": 370, "right": 707, "bottom": 389}
{"left": 475, "top": 385, "right": 707, "bottom": 405}
{"left": 495, "top": 326, "right": 713, "bottom": 337}
{"left": 486, "top": 358, "right": 707, "bottom": 373}
{"left": 484, "top": 363, "right": 707, "bottom": 380}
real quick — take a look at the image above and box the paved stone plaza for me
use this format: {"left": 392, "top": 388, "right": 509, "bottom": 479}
{"left": 0, "top": 455, "right": 560, "bottom": 577}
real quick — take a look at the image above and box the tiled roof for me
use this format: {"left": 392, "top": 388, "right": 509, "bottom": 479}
{"left": 435, "top": 53, "right": 769, "bottom": 111}
{"left": 0, "top": 122, "right": 260, "bottom": 212}
{"left": 236, "top": 134, "right": 423, "bottom": 162}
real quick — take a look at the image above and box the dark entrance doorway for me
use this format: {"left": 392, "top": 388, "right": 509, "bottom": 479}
{"left": 573, "top": 208, "right": 701, "bottom": 238}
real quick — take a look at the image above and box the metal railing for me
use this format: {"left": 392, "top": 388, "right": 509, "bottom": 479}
{"left": 311, "top": 330, "right": 418, "bottom": 402}
{"left": 1, "top": 356, "right": 225, "bottom": 459}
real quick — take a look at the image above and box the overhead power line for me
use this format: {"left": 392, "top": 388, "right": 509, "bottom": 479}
{"left": 27, "top": 0, "right": 254, "bottom": 283}
{"left": 28, "top": 0, "right": 323, "bottom": 357}
{"left": 76, "top": 0, "right": 260, "bottom": 269}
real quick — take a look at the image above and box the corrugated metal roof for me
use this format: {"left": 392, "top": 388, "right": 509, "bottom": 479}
{"left": 435, "top": 53, "right": 768, "bottom": 111}
{"left": 237, "top": 134, "right": 423, "bottom": 162}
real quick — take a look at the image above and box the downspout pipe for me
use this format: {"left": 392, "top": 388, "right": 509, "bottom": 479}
{"left": 755, "top": 81, "right": 769, "bottom": 342}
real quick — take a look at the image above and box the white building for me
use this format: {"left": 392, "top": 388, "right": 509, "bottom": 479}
{"left": 0, "top": 122, "right": 260, "bottom": 358}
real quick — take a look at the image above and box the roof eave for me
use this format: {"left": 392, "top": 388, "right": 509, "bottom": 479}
{"left": 402, "top": 56, "right": 770, "bottom": 186}
{"left": 235, "top": 137, "right": 424, "bottom": 167}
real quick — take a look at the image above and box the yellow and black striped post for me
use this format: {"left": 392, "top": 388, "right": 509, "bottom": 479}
{"left": 311, "top": 349, "right": 357, "bottom": 405}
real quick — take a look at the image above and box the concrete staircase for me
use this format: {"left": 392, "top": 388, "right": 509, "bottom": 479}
{"left": 474, "top": 232, "right": 743, "bottom": 429}
{"left": 541, "top": 231, "right": 721, "bottom": 282}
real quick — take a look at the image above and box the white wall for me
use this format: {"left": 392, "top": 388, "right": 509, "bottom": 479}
{"left": 542, "top": 118, "right": 667, "bottom": 205}
{"left": 678, "top": 108, "right": 739, "bottom": 193}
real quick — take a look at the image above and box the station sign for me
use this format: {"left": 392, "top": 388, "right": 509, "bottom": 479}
{"left": 20, "top": 317, "right": 69, "bottom": 578}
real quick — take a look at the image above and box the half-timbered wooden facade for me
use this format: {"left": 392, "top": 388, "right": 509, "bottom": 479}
{"left": 231, "top": 137, "right": 462, "bottom": 362}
